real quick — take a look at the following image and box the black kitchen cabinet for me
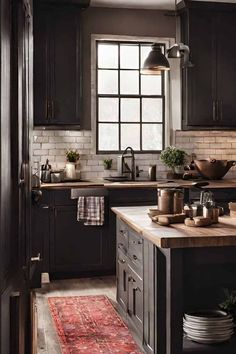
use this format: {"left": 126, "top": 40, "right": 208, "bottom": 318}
{"left": 180, "top": 1, "right": 236, "bottom": 129}
{"left": 34, "top": 3, "right": 81, "bottom": 127}
{"left": 31, "top": 188, "right": 157, "bottom": 279}
{"left": 50, "top": 205, "right": 110, "bottom": 274}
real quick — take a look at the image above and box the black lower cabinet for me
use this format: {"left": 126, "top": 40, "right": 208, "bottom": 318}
{"left": 32, "top": 188, "right": 113, "bottom": 278}
{"left": 50, "top": 205, "right": 109, "bottom": 274}
{"left": 31, "top": 187, "right": 157, "bottom": 279}
{"left": 116, "top": 218, "right": 155, "bottom": 353}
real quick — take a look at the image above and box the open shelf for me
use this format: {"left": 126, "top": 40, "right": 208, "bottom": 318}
{"left": 183, "top": 335, "right": 236, "bottom": 354}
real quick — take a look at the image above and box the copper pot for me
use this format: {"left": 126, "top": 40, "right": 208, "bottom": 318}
{"left": 194, "top": 159, "right": 236, "bottom": 179}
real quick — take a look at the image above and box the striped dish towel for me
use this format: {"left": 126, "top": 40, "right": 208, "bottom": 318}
{"left": 77, "top": 196, "right": 105, "bottom": 226}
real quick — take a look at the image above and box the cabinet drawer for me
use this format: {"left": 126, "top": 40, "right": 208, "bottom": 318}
{"left": 128, "top": 229, "right": 143, "bottom": 260}
{"left": 54, "top": 190, "right": 76, "bottom": 206}
{"left": 128, "top": 230, "right": 143, "bottom": 278}
{"left": 117, "top": 219, "right": 129, "bottom": 254}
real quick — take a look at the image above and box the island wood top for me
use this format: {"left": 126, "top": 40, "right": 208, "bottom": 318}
{"left": 111, "top": 206, "right": 236, "bottom": 249}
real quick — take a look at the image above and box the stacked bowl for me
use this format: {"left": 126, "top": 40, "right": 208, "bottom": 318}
{"left": 183, "top": 310, "right": 234, "bottom": 344}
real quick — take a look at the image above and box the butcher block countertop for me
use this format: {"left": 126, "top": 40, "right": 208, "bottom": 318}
{"left": 112, "top": 206, "right": 236, "bottom": 249}
{"left": 39, "top": 178, "right": 236, "bottom": 190}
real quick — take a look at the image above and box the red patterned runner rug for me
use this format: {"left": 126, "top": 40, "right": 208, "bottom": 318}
{"left": 48, "top": 295, "right": 142, "bottom": 354}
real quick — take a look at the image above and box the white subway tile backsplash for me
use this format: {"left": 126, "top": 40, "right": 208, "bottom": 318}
{"left": 175, "top": 130, "right": 236, "bottom": 178}
{"left": 32, "top": 129, "right": 236, "bottom": 179}
{"left": 32, "top": 129, "right": 168, "bottom": 178}
{"left": 34, "top": 149, "right": 49, "bottom": 156}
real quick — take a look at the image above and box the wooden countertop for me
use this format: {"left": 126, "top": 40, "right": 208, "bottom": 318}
{"left": 111, "top": 206, "right": 236, "bottom": 249}
{"left": 38, "top": 178, "right": 236, "bottom": 190}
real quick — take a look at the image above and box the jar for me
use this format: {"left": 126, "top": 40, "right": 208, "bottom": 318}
{"left": 158, "top": 188, "right": 184, "bottom": 214}
{"left": 173, "top": 190, "right": 184, "bottom": 214}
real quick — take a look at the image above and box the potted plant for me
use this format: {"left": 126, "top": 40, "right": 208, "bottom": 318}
{"left": 219, "top": 288, "right": 236, "bottom": 322}
{"left": 103, "top": 158, "right": 113, "bottom": 170}
{"left": 160, "top": 146, "right": 186, "bottom": 176}
{"left": 65, "top": 150, "right": 80, "bottom": 180}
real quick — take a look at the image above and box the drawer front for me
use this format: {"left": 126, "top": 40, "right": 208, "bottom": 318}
{"left": 128, "top": 229, "right": 143, "bottom": 277}
{"left": 128, "top": 229, "right": 143, "bottom": 261}
{"left": 117, "top": 219, "right": 129, "bottom": 254}
{"left": 110, "top": 188, "right": 157, "bottom": 206}
{"left": 54, "top": 190, "right": 76, "bottom": 206}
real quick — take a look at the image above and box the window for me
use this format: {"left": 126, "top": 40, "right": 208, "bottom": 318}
{"left": 96, "top": 40, "right": 166, "bottom": 153}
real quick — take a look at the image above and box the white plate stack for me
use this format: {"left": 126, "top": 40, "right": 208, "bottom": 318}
{"left": 183, "top": 310, "right": 234, "bottom": 344}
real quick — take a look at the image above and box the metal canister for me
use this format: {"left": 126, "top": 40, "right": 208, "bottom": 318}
{"left": 158, "top": 189, "right": 184, "bottom": 214}
{"left": 158, "top": 189, "right": 175, "bottom": 214}
{"left": 173, "top": 190, "right": 184, "bottom": 214}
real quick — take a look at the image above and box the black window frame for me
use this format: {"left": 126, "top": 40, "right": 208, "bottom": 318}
{"left": 96, "top": 40, "right": 166, "bottom": 154}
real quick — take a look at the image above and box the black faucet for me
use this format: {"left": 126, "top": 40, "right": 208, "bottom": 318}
{"left": 122, "top": 146, "right": 135, "bottom": 180}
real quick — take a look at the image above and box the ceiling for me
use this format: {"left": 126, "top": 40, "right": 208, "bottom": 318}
{"left": 90, "top": 0, "right": 236, "bottom": 10}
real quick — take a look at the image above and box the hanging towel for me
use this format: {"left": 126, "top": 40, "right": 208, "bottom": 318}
{"left": 77, "top": 196, "right": 105, "bottom": 226}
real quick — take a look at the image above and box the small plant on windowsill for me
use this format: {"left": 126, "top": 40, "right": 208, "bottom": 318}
{"left": 160, "top": 146, "right": 187, "bottom": 176}
{"left": 103, "top": 159, "right": 113, "bottom": 170}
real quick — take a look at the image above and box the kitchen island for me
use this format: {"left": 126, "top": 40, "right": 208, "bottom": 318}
{"left": 112, "top": 206, "right": 236, "bottom": 354}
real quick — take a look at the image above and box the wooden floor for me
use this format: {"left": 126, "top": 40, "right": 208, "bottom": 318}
{"left": 35, "top": 275, "right": 116, "bottom": 354}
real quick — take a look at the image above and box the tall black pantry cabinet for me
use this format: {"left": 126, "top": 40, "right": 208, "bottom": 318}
{"left": 0, "top": 0, "right": 33, "bottom": 353}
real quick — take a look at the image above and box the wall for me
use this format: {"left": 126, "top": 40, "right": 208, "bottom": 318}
{"left": 175, "top": 130, "right": 236, "bottom": 178}
{"left": 32, "top": 130, "right": 168, "bottom": 179}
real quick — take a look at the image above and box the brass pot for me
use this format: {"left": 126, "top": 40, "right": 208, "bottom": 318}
{"left": 194, "top": 159, "right": 236, "bottom": 179}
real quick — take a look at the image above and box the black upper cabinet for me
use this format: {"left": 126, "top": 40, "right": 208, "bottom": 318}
{"left": 34, "top": 3, "right": 81, "bottom": 127}
{"left": 181, "top": 1, "right": 236, "bottom": 128}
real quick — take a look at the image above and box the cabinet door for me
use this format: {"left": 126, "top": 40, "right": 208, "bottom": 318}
{"left": 50, "top": 6, "right": 81, "bottom": 125}
{"left": 182, "top": 10, "right": 216, "bottom": 127}
{"left": 217, "top": 12, "right": 236, "bottom": 126}
{"left": 33, "top": 4, "right": 50, "bottom": 125}
{"left": 117, "top": 249, "right": 128, "bottom": 312}
{"left": 33, "top": 5, "right": 81, "bottom": 126}
{"left": 50, "top": 206, "right": 107, "bottom": 273}
{"left": 127, "top": 266, "right": 143, "bottom": 336}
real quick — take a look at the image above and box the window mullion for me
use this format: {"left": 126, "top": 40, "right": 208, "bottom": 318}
{"left": 118, "top": 43, "right": 121, "bottom": 152}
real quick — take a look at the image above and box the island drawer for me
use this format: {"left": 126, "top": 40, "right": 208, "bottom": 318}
{"left": 128, "top": 230, "right": 143, "bottom": 277}
{"left": 128, "top": 229, "right": 143, "bottom": 259}
{"left": 117, "top": 219, "right": 129, "bottom": 254}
